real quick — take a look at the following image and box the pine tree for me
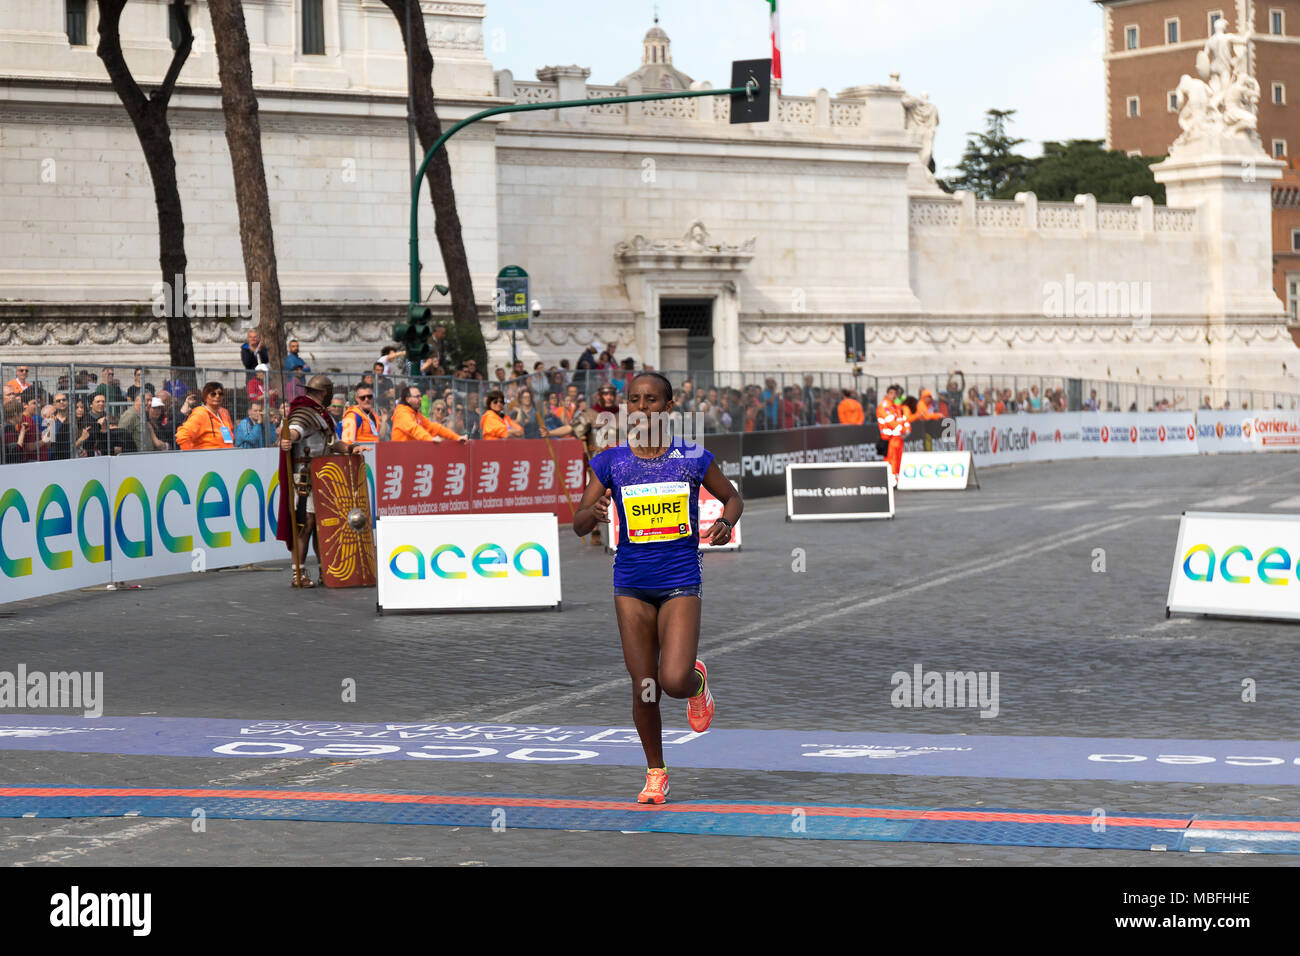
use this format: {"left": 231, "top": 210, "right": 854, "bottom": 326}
{"left": 942, "top": 109, "right": 1030, "bottom": 198}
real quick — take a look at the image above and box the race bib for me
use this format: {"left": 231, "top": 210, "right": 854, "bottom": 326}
{"left": 622, "top": 481, "right": 691, "bottom": 543}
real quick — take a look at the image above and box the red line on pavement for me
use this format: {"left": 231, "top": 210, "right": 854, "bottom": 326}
{"left": 0, "top": 787, "right": 1215, "bottom": 829}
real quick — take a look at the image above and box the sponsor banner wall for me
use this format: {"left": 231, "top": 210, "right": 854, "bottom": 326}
{"left": 896, "top": 451, "right": 975, "bottom": 490}
{"left": 955, "top": 412, "right": 1199, "bottom": 467}
{"left": 1, "top": 449, "right": 284, "bottom": 603}
{"left": 377, "top": 512, "right": 561, "bottom": 611}
{"left": 786, "top": 462, "right": 894, "bottom": 520}
{"left": 1167, "top": 512, "right": 1300, "bottom": 621}
{"left": 375, "top": 439, "right": 585, "bottom": 522}
{"left": 1196, "top": 409, "right": 1300, "bottom": 453}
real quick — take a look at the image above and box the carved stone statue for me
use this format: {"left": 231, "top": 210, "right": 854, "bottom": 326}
{"left": 1169, "top": 18, "right": 1263, "bottom": 156}
{"left": 901, "top": 90, "right": 939, "bottom": 172}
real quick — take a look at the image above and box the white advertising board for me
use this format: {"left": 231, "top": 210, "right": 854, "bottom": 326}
{"left": 895, "top": 451, "right": 976, "bottom": 490}
{"left": 0, "top": 449, "right": 284, "bottom": 603}
{"left": 955, "top": 412, "right": 1199, "bottom": 467}
{"left": 377, "top": 512, "right": 561, "bottom": 611}
{"left": 1196, "top": 409, "right": 1300, "bottom": 454}
{"left": 1166, "top": 511, "right": 1300, "bottom": 622}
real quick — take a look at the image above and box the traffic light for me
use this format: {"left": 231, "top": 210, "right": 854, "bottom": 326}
{"left": 730, "top": 58, "right": 772, "bottom": 124}
{"left": 394, "top": 303, "right": 433, "bottom": 363}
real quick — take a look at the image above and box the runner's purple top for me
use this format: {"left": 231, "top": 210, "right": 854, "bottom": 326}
{"left": 590, "top": 442, "right": 714, "bottom": 588}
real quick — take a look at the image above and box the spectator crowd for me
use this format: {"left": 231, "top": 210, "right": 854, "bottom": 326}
{"left": 1, "top": 339, "right": 1279, "bottom": 466}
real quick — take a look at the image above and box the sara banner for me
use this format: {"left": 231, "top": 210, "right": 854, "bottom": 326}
{"left": 1196, "top": 409, "right": 1300, "bottom": 454}
{"left": 1, "top": 449, "right": 284, "bottom": 604}
{"left": 376, "top": 512, "right": 562, "bottom": 612}
{"left": 375, "top": 439, "right": 585, "bottom": 523}
{"left": 1167, "top": 512, "right": 1300, "bottom": 622}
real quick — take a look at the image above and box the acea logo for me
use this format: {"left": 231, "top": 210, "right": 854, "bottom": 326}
{"left": 1182, "top": 543, "right": 1294, "bottom": 585}
{"left": 388, "top": 542, "right": 551, "bottom": 580}
{"left": 0, "top": 468, "right": 279, "bottom": 578}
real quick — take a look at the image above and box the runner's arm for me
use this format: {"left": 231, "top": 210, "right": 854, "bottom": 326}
{"left": 572, "top": 472, "right": 611, "bottom": 537}
{"left": 700, "top": 461, "right": 743, "bottom": 546}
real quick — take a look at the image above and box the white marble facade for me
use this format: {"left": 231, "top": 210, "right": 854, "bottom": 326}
{"left": 0, "top": 0, "right": 1293, "bottom": 394}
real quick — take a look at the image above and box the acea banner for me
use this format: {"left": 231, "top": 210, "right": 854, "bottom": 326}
{"left": 896, "top": 451, "right": 976, "bottom": 490}
{"left": 377, "top": 512, "right": 561, "bottom": 612}
{"left": 1167, "top": 512, "right": 1300, "bottom": 622}
{"left": 0, "top": 450, "right": 284, "bottom": 603}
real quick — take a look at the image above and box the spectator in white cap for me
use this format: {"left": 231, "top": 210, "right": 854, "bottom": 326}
{"left": 248, "top": 363, "right": 269, "bottom": 402}
{"left": 143, "top": 396, "right": 169, "bottom": 450}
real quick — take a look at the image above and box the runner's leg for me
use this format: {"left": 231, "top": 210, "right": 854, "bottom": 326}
{"left": 656, "top": 595, "right": 703, "bottom": 699}
{"left": 615, "top": 595, "right": 664, "bottom": 768}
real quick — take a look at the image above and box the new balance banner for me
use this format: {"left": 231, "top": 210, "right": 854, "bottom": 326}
{"left": 607, "top": 484, "right": 742, "bottom": 552}
{"left": 1167, "top": 512, "right": 1300, "bottom": 622}
{"left": 375, "top": 439, "right": 585, "bottom": 522}
{"left": 377, "top": 513, "right": 562, "bottom": 612}
{"left": 786, "top": 462, "right": 893, "bottom": 520}
{"left": 896, "top": 451, "right": 976, "bottom": 490}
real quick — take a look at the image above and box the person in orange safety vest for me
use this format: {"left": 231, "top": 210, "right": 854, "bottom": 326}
{"left": 876, "top": 384, "right": 909, "bottom": 477}
{"left": 837, "top": 389, "right": 865, "bottom": 425}
{"left": 392, "top": 385, "right": 465, "bottom": 443}
{"left": 339, "top": 385, "right": 382, "bottom": 443}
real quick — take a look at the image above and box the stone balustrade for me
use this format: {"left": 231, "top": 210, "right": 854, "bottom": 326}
{"left": 910, "top": 193, "right": 1200, "bottom": 235}
{"left": 497, "top": 73, "right": 874, "bottom": 134}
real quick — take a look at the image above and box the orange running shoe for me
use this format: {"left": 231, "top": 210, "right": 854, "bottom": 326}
{"left": 638, "top": 767, "right": 669, "bottom": 804}
{"left": 687, "top": 659, "right": 714, "bottom": 732}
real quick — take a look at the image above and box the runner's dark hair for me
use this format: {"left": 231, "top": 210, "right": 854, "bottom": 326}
{"left": 630, "top": 371, "right": 674, "bottom": 403}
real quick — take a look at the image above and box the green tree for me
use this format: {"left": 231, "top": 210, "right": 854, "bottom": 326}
{"left": 942, "top": 108, "right": 1029, "bottom": 198}
{"left": 994, "top": 139, "right": 1166, "bottom": 204}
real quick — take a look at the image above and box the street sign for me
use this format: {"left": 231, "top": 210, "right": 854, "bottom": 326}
{"left": 496, "top": 265, "right": 530, "bottom": 331}
{"left": 730, "top": 58, "right": 772, "bottom": 124}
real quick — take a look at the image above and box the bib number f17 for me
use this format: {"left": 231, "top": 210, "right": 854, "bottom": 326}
{"left": 622, "top": 481, "right": 691, "bottom": 543}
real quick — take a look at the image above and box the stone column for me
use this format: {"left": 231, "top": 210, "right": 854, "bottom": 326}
{"left": 1153, "top": 150, "right": 1286, "bottom": 389}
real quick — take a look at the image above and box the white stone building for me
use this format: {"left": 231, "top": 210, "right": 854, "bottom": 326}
{"left": 0, "top": 0, "right": 1293, "bottom": 395}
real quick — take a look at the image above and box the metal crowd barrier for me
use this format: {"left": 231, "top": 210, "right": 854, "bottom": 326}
{"left": 4, "top": 360, "right": 1299, "bottom": 465}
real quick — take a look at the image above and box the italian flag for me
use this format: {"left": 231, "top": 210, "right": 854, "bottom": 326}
{"left": 766, "top": 0, "right": 782, "bottom": 88}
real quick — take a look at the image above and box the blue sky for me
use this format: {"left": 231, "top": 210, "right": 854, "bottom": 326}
{"left": 482, "top": 0, "right": 1109, "bottom": 174}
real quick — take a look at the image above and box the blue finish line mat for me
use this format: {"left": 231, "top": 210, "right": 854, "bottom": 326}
{"left": 2, "top": 715, "right": 1300, "bottom": 786}
{"left": 3, "top": 786, "right": 1299, "bottom": 852}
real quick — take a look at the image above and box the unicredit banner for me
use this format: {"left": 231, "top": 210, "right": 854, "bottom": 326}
{"left": 954, "top": 412, "right": 1199, "bottom": 467}
{"left": 377, "top": 513, "right": 561, "bottom": 612}
{"left": 0, "top": 449, "right": 284, "bottom": 603}
{"left": 1167, "top": 512, "right": 1300, "bottom": 622}
{"left": 375, "top": 439, "right": 585, "bottom": 522}
{"left": 896, "top": 451, "right": 976, "bottom": 490}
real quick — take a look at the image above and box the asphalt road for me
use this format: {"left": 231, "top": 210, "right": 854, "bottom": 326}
{"left": 2, "top": 452, "right": 1299, "bottom": 866}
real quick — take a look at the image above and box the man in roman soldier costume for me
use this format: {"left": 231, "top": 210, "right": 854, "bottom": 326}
{"left": 276, "top": 374, "right": 361, "bottom": 588}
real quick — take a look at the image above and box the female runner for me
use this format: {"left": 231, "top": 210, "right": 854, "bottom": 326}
{"left": 573, "top": 372, "right": 743, "bottom": 803}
